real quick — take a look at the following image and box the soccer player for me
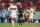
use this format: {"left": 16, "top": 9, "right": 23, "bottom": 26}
{"left": 8, "top": 2, "right": 17, "bottom": 27}
{"left": 18, "top": 4, "right": 24, "bottom": 25}
{"left": 29, "top": 7, "right": 35, "bottom": 24}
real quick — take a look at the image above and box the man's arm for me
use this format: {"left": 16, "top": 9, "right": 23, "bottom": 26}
{"left": 22, "top": 7, "right": 24, "bottom": 14}
{"left": 8, "top": 7, "right": 12, "bottom": 13}
{"left": 8, "top": 7, "right": 11, "bottom": 11}
{"left": 17, "top": 8, "right": 20, "bottom": 14}
{"left": 16, "top": 6, "right": 18, "bottom": 13}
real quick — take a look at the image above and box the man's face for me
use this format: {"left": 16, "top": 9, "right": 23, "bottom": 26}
{"left": 12, "top": 3, "right": 15, "bottom": 5}
{"left": 20, "top": 5, "right": 22, "bottom": 7}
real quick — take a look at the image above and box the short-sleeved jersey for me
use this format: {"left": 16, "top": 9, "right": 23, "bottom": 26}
{"left": 8, "top": 5, "right": 17, "bottom": 13}
{"left": 18, "top": 7, "right": 24, "bottom": 13}
{"left": 30, "top": 9, "right": 34, "bottom": 14}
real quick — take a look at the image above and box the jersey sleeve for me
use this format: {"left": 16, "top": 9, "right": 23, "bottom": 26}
{"left": 8, "top": 7, "right": 11, "bottom": 11}
{"left": 16, "top": 5, "right": 18, "bottom": 12}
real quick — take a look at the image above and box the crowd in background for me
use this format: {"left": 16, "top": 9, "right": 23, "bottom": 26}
{"left": 0, "top": 0, "right": 40, "bottom": 23}
{"left": 0, "top": 0, "right": 40, "bottom": 11}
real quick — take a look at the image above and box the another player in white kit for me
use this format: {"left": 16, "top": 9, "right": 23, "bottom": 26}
{"left": 29, "top": 7, "right": 35, "bottom": 24}
{"left": 8, "top": 2, "right": 17, "bottom": 27}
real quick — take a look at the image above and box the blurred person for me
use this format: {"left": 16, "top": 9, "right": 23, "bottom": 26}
{"left": 29, "top": 7, "right": 35, "bottom": 24}
{"left": 24, "top": 7, "right": 30, "bottom": 23}
{"left": 0, "top": 2, "right": 4, "bottom": 10}
{"left": 9, "top": 13, "right": 12, "bottom": 23}
{"left": 0, "top": 12, "right": 2, "bottom": 18}
{"left": 18, "top": 4, "right": 24, "bottom": 25}
{"left": 0, "top": 5, "right": 4, "bottom": 10}
{"left": 4, "top": 2, "right": 10, "bottom": 8}
{"left": 2, "top": 2, "right": 4, "bottom": 8}
{"left": 16, "top": 1, "right": 21, "bottom": 8}
{"left": 1, "top": 9, "right": 6, "bottom": 23}
{"left": 21, "top": 1, "right": 25, "bottom": 7}
{"left": 16, "top": 1, "right": 21, "bottom": 6}
{"left": 25, "top": 12, "right": 28, "bottom": 23}
{"left": 6, "top": 12, "right": 10, "bottom": 23}
{"left": 24, "top": 8, "right": 28, "bottom": 22}
{"left": 25, "top": 12, "right": 30, "bottom": 23}
{"left": 0, "top": 12, "right": 2, "bottom": 23}
{"left": 33, "top": 13, "right": 36, "bottom": 20}
{"left": 0, "top": 2, "right": 2, "bottom": 6}
{"left": 33, "top": 13, "right": 36, "bottom": 23}
{"left": 30, "top": 1, "right": 33, "bottom": 7}
{"left": 8, "top": 2, "right": 17, "bottom": 27}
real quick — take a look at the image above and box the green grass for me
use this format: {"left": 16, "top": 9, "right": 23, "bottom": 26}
{"left": 0, "top": 23, "right": 40, "bottom": 27}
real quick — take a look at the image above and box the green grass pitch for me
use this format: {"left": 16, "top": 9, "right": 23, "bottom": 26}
{"left": 0, "top": 23, "right": 40, "bottom": 27}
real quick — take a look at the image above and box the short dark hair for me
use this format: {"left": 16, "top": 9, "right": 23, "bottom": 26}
{"left": 12, "top": 2, "right": 15, "bottom": 3}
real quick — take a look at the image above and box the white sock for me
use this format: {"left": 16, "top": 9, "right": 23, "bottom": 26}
{"left": 12, "top": 21, "right": 14, "bottom": 27}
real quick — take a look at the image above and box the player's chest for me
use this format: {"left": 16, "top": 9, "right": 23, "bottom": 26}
{"left": 10, "top": 6, "right": 16, "bottom": 10}
{"left": 10, "top": 8, "right": 16, "bottom": 10}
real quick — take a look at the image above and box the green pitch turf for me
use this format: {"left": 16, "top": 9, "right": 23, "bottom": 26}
{"left": 0, "top": 23, "right": 40, "bottom": 27}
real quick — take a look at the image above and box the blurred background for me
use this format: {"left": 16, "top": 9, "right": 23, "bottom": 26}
{"left": 0, "top": 0, "right": 40, "bottom": 23}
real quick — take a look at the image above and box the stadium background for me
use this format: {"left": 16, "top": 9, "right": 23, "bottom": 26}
{"left": 0, "top": 0, "right": 40, "bottom": 23}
